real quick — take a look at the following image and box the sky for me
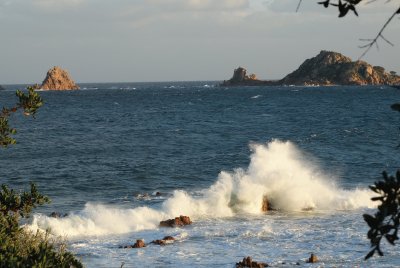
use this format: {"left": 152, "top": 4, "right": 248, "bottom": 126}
{"left": 0, "top": 0, "right": 399, "bottom": 84}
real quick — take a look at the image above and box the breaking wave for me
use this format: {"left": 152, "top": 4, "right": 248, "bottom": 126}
{"left": 28, "top": 140, "right": 374, "bottom": 238}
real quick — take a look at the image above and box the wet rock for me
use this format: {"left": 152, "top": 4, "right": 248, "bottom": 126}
{"left": 40, "top": 66, "right": 79, "bottom": 90}
{"left": 133, "top": 239, "right": 146, "bottom": 248}
{"left": 151, "top": 236, "right": 176, "bottom": 246}
{"left": 0, "top": 85, "right": 5, "bottom": 90}
{"left": 261, "top": 195, "right": 269, "bottom": 212}
{"left": 119, "top": 239, "right": 146, "bottom": 249}
{"left": 261, "top": 195, "right": 276, "bottom": 211}
{"left": 151, "top": 239, "right": 167, "bottom": 246}
{"left": 236, "top": 256, "right": 268, "bottom": 268}
{"left": 307, "top": 253, "right": 318, "bottom": 263}
{"left": 160, "top": 215, "right": 192, "bottom": 227}
{"left": 49, "top": 212, "right": 68, "bottom": 218}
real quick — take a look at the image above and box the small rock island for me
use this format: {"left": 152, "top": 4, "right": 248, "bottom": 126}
{"left": 40, "top": 66, "right": 79, "bottom": 90}
{"left": 222, "top": 50, "right": 400, "bottom": 86}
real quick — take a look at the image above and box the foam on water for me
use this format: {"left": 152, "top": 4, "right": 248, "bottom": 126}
{"left": 28, "top": 140, "right": 374, "bottom": 238}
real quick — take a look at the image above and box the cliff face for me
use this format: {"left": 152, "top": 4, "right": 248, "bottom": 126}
{"left": 280, "top": 50, "right": 400, "bottom": 86}
{"left": 41, "top": 66, "right": 79, "bottom": 90}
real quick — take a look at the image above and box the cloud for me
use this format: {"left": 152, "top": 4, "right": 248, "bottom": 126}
{"left": 147, "top": 0, "right": 249, "bottom": 11}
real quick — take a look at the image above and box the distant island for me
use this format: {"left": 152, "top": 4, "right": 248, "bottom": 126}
{"left": 222, "top": 50, "right": 400, "bottom": 86}
{"left": 38, "top": 66, "right": 79, "bottom": 91}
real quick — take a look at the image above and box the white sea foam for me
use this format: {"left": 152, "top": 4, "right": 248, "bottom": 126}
{"left": 251, "top": 95, "right": 262, "bottom": 99}
{"left": 28, "top": 140, "right": 374, "bottom": 238}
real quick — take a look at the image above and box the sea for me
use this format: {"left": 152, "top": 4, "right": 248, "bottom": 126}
{"left": 0, "top": 82, "right": 400, "bottom": 267}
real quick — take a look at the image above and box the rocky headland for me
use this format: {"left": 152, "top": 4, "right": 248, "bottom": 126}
{"left": 40, "top": 66, "right": 79, "bottom": 90}
{"left": 222, "top": 50, "right": 400, "bottom": 86}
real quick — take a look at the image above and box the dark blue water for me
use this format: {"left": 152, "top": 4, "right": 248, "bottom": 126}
{"left": 1, "top": 82, "right": 400, "bottom": 267}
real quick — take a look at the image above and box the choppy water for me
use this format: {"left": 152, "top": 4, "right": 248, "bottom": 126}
{"left": 1, "top": 82, "right": 400, "bottom": 267}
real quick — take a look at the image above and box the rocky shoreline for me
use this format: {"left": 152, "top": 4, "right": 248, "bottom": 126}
{"left": 222, "top": 50, "right": 400, "bottom": 87}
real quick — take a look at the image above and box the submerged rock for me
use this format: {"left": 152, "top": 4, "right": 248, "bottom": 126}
{"left": 49, "top": 212, "right": 68, "bottom": 218}
{"left": 119, "top": 239, "right": 146, "bottom": 249}
{"left": 236, "top": 256, "right": 268, "bottom": 268}
{"left": 40, "top": 66, "right": 79, "bottom": 90}
{"left": 391, "top": 103, "right": 400, "bottom": 112}
{"left": 160, "top": 215, "right": 192, "bottom": 227}
{"left": 151, "top": 236, "right": 175, "bottom": 246}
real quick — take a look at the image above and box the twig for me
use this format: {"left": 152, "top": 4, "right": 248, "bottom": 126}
{"left": 296, "top": 0, "right": 303, "bottom": 12}
{"left": 358, "top": 6, "right": 400, "bottom": 59}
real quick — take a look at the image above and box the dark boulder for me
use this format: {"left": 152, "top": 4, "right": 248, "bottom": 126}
{"left": 160, "top": 215, "right": 192, "bottom": 227}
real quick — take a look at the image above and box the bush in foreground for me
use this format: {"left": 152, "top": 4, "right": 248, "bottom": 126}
{"left": 0, "top": 183, "right": 83, "bottom": 267}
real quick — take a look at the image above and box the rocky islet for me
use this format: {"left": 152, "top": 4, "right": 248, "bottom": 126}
{"left": 223, "top": 50, "right": 400, "bottom": 86}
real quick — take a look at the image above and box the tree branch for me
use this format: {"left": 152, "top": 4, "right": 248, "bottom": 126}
{"left": 358, "top": 6, "right": 400, "bottom": 59}
{"left": 296, "top": 0, "right": 303, "bottom": 12}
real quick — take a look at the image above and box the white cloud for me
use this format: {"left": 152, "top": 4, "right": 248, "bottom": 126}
{"left": 147, "top": 0, "right": 249, "bottom": 11}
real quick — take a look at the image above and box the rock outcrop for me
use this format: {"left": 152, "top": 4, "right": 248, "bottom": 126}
{"left": 280, "top": 50, "right": 400, "bottom": 86}
{"left": 221, "top": 67, "right": 276, "bottom": 86}
{"left": 40, "top": 66, "right": 79, "bottom": 90}
{"left": 160, "top": 215, "right": 192, "bottom": 227}
{"left": 0, "top": 85, "right": 5, "bottom": 91}
{"left": 222, "top": 50, "right": 400, "bottom": 86}
{"left": 236, "top": 256, "right": 268, "bottom": 268}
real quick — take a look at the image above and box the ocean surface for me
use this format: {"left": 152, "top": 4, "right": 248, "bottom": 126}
{"left": 1, "top": 82, "right": 400, "bottom": 267}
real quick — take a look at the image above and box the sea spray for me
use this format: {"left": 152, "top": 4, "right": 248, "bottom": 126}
{"left": 28, "top": 140, "right": 374, "bottom": 238}
{"left": 29, "top": 203, "right": 165, "bottom": 237}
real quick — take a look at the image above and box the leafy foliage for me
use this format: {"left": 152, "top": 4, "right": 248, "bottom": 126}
{"left": 364, "top": 171, "right": 400, "bottom": 259}
{"left": 0, "top": 86, "right": 43, "bottom": 147}
{"left": 0, "top": 183, "right": 83, "bottom": 267}
{"left": 1, "top": 88, "right": 83, "bottom": 267}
